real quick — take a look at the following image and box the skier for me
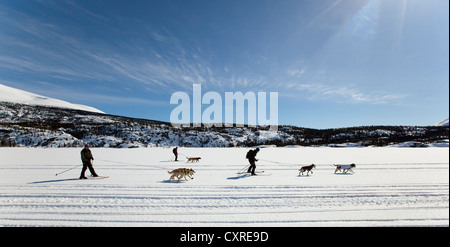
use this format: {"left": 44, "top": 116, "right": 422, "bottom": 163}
{"left": 246, "top": 148, "right": 260, "bottom": 175}
{"left": 173, "top": 147, "right": 178, "bottom": 161}
{"left": 80, "top": 144, "right": 98, "bottom": 179}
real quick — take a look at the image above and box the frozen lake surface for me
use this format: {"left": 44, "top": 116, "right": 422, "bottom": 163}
{"left": 0, "top": 147, "right": 448, "bottom": 227}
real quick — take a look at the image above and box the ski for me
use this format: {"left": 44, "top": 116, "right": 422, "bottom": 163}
{"left": 82, "top": 176, "right": 109, "bottom": 180}
{"left": 237, "top": 171, "right": 265, "bottom": 175}
{"left": 244, "top": 173, "right": 272, "bottom": 177}
{"left": 236, "top": 171, "right": 271, "bottom": 176}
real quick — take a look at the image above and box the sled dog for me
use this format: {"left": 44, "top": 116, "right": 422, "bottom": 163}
{"left": 186, "top": 157, "right": 201, "bottom": 163}
{"left": 299, "top": 164, "right": 316, "bottom": 176}
{"left": 168, "top": 168, "right": 196, "bottom": 181}
{"left": 334, "top": 164, "right": 356, "bottom": 174}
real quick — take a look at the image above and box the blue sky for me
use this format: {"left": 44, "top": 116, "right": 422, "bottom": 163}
{"left": 0, "top": 0, "right": 448, "bottom": 128}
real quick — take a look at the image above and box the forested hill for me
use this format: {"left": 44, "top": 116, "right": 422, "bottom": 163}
{"left": 1, "top": 102, "right": 448, "bottom": 148}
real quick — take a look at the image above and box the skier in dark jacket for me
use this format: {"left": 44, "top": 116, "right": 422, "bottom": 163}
{"left": 80, "top": 144, "right": 98, "bottom": 179}
{"left": 246, "top": 148, "right": 260, "bottom": 175}
{"left": 173, "top": 147, "right": 178, "bottom": 161}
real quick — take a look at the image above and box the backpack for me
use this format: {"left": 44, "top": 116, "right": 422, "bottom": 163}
{"left": 246, "top": 150, "right": 253, "bottom": 159}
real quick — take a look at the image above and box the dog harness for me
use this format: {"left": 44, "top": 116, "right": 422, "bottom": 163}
{"left": 337, "top": 165, "right": 353, "bottom": 169}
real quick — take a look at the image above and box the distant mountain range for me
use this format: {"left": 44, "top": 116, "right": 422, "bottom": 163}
{"left": 0, "top": 83, "right": 448, "bottom": 148}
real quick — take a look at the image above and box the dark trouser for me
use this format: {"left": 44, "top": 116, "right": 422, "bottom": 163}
{"left": 80, "top": 161, "right": 98, "bottom": 178}
{"left": 174, "top": 154, "right": 178, "bottom": 161}
{"left": 247, "top": 161, "right": 256, "bottom": 175}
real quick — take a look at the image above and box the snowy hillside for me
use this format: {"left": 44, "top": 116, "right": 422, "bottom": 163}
{"left": 434, "top": 118, "right": 449, "bottom": 127}
{"left": 1, "top": 101, "right": 449, "bottom": 148}
{"left": 0, "top": 83, "right": 104, "bottom": 114}
{"left": 0, "top": 84, "right": 448, "bottom": 148}
{"left": 0, "top": 147, "right": 448, "bottom": 227}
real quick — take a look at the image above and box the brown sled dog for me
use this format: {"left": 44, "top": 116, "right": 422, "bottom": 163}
{"left": 186, "top": 157, "right": 201, "bottom": 163}
{"left": 168, "top": 168, "right": 196, "bottom": 181}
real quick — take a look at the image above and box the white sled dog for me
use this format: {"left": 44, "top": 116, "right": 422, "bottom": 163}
{"left": 186, "top": 157, "right": 201, "bottom": 163}
{"left": 334, "top": 164, "right": 356, "bottom": 174}
{"left": 168, "top": 168, "right": 196, "bottom": 181}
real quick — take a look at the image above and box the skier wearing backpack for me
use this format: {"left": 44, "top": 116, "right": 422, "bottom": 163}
{"left": 246, "top": 148, "right": 260, "bottom": 175}
{"left": 173, "top": 147, "right": 178, "bottom": 161}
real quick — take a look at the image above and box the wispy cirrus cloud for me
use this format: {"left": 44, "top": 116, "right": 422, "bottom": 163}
{"left": 0, "top": 6, "right": 218, "bottom": 93}
{"left": 282, "top": 82, "right": 408, "bottom": 105}
{"left": 0, "top": 0, "right": 409, "bottom": 108}
{"left": 0, "top": 8, "right": 115, "bottom": 82}
{"left": 0, "top": 1, "right": 283, "bottom": 96}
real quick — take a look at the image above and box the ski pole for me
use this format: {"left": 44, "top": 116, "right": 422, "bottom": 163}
{"left": 55, "top": 164, "right": 82, "bottom": 176}
{"left": 238, "top": 164, "right": 250, "bottom": 174}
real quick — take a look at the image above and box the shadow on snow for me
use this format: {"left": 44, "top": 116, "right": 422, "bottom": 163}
{"left": 28, "top": 178, "right": 80, "bottom": 184}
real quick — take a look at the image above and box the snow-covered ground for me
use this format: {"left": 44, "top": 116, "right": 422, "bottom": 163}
{"left": 0, "top": 147, "right": 448, "bottom": 227}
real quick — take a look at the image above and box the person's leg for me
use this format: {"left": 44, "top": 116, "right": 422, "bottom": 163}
{"left": 250, "top": 164, "right": 256, "bottom": 175}
{"left": 248, "top": 161, "right": 256, "bottom": 174}
{"left": 87, "top": 161, "right": 98, "bottom": 177}
{"left": 80, "top": 163, "right": 88, "bottom": 179}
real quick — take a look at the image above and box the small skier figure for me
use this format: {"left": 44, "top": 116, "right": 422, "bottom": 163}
{"left": 80, "top": 144, "right": 98, "bottom": 179}
{"left": 173, "top": 147, "right": 178, "bottom": 161}
{"left": 246, "top": 148, "right": 260, "bottom": 175}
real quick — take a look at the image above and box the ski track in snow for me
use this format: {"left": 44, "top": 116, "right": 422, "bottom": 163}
{"left": 0, "top": 147, "right": 448, "bottom": 227}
